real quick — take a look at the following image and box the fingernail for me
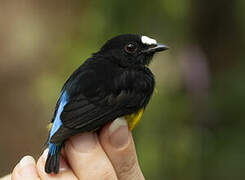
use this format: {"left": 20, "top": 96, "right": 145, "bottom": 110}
{"left": 109, "top": 117, "right": 129, "bottom": 148}
{"left": 19, "top": 156, "right": 38, "bottom": 177}
{"left": 71, "top": 132, "right": 97, "bottom": 153}
{"left": 59, "top": 157, "right": 69, "bottom": 172}
{"left": 42, "top": 148, "right": 49, "bottom": 160}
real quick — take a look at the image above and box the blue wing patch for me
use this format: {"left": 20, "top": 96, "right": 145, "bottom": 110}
{"left": 49, "top": 91, "right": 69, "bottom": 140}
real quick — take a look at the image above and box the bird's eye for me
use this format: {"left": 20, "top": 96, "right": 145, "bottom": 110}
{"left": 124, "top": 43, "right": 137, "bottom": 54}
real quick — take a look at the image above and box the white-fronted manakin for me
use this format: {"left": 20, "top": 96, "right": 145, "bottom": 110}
{"left": 45, "top": 34, "right": 168, "bottom": 174}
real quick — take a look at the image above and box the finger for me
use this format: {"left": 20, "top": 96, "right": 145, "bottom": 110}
{"left": 0, "top": 174, "right": 11, "bottom": 180}
{"left": 11, "top": 155, "right": 40, "bottom": 180}
{"left": 65, "top": 132, "right": 117, "bottom": 180}
{"left": 37, "top": 149, "right": 78, "bottom": 180}
{"left": 99, "top": 118, "right": 145, "bottom": 180}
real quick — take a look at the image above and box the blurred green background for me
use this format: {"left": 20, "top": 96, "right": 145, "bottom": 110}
{"left": 0, "top": 0, "right": 245, "bottom": 179}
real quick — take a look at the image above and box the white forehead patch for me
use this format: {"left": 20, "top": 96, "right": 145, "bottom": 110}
{"left": 141, "top": 35, "right": 157, "bottom": 45}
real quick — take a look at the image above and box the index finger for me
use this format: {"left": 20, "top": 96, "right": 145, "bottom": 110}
{"left": 65, "top": 132, "right": 118, "bottom": 180}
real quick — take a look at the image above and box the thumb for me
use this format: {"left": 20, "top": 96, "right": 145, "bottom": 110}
{"left": 99, "top": 118, "right": 145, "bottom": 180}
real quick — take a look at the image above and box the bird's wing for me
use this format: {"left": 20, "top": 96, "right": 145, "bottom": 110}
{"left": 62, "top": 90, "right": 143, "bottom": 129}
{"left": 51, "top": 98, "right": 60, "bottom": 123}
{"left": 50, "top": 90, "right": 145, "bottom": 143}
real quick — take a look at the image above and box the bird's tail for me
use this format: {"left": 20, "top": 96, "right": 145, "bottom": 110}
{"left": 45, "top": 143, "right": 61, "bottom": 174}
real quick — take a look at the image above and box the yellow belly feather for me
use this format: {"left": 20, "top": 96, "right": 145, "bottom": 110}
{"left": 48, "top": 123, "right": 53, "bottom": 131}
{"left": 124, "top": 108, "right": 144, "bottom": 130}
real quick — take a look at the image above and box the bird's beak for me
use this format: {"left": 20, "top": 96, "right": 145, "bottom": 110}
{"left": 143, "top": 43, "right": 169, "bottom": 54}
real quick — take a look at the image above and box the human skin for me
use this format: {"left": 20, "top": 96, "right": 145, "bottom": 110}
{"left": 2, "top": 118, "right": 145, "bottom": 180}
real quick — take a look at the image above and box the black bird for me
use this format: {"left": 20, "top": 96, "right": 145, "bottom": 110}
{"left": 45, "top": 34, "right": 168, "bottom": 174}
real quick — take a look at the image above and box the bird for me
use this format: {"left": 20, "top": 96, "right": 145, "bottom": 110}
{"left": 45, "top": 34, "right": 168, "bottom": 174}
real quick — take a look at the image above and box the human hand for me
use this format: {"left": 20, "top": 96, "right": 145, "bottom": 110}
{"left": 9, "top": 118, "right": 145, "bottom": 180}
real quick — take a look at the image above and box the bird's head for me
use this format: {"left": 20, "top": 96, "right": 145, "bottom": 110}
{"left": 94, "top": 34, "right": 168, "bottom": 67}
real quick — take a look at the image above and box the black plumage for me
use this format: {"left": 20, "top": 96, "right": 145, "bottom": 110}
{"left": 45, "top": 34, "right": 168, "bottom": 174}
